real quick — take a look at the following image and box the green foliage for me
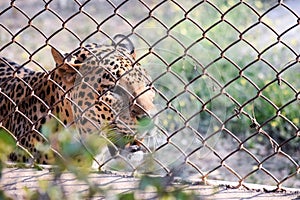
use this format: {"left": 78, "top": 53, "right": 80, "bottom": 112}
{"left": 0, "top": 129, "right": 16, "bottom": 173}
{"left": 118, "top": 193, "right": 135, "bottom": 200}
{"left": 1, "top": 121, "right": 197, "bottom": 199}
{"left": 138, "top": 175, "right": 196, "bottom": 200}
{"left": 0, "top": 129, "right": 17, "bottom": 199}
{"left": 0, "top": 190, "right": 13, "bottom": 200}
{"left": 118, "top": 175, "right": 196, "bottom": 200}
{"left": 141, "top": 0, "right": 299, "bottom": 152}
{"left": 0, "top": 129, "right": 16, "bottom": 161}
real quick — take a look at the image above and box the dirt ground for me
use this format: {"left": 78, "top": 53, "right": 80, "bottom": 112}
{"left": 1, "top": 168, "right": 299, "bottom": 200}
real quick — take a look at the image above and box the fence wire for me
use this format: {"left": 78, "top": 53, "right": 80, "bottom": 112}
{"left": 0, "top": 0, "right": 299, "bottom": 191}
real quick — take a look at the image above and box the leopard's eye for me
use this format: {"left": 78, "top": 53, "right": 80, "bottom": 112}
{"left": 113, "top": 85, "right": 131, "bottom": 98}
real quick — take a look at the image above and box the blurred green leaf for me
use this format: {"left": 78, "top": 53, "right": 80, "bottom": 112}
{"left": 0, "top": 190, "right": 13, "bottom": 200}
{"left": 118, "top": 192, "right": 135, "bottom": 200}
{"left": 0, "top": 129, "right": 16, "bottom": 160}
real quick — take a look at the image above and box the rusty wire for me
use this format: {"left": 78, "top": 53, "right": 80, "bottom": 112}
{"left": 0, "top": 0, "right": 299, "bottom": 191}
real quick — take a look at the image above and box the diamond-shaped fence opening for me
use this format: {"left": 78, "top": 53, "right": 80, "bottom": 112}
{"left": 0, "top": 0, "right": 299, "bottom": 191}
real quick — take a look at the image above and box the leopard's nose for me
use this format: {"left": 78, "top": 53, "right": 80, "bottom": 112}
{"left": 136, "top": 113, "right": 148, "bottom": 121}
{"left": 127, "top": 144, "right": 141, "bottom": 152}
{"left": 130, "top": 102, "right": 147, "bottom": 117}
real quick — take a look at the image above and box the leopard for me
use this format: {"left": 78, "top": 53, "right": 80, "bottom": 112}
{"left": 0, "top": 35, "right": 155, "bottom": 165}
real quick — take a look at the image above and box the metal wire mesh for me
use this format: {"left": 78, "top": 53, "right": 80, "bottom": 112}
{"left": 0, "top": 0, "right": 299, "bottom": 190}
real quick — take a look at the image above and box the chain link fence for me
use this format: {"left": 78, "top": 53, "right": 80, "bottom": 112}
{"left": 0, "top": 0, "right": 299, "bottom": 191}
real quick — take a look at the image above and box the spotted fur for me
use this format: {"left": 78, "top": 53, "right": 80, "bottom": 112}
{"left": 0, "top": 36, "right": 155, "bottom": 164}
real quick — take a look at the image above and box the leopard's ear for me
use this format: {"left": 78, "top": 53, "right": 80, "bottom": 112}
{"left": 51, "top": 47, "right": 81, "bottom": 84}
{"left": 51, "top": 47, "right": 64, "bottom": 66}
{"left": 113, "top": 34, "right": 136, "bottom": 59}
